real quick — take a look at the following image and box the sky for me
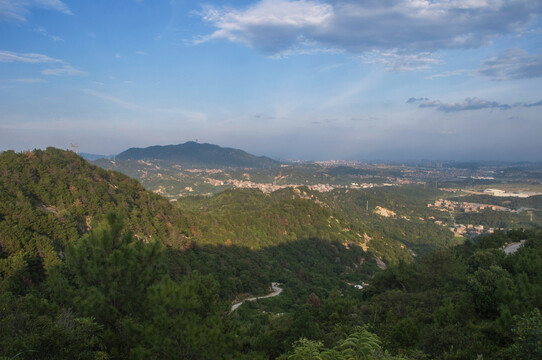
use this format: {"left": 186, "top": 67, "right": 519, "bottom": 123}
{"left": 1, "top": 0, "right": 541, "bottom": 161}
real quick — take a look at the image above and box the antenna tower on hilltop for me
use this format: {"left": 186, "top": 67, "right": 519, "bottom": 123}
{"left": 70, "top": 143, "right": 79, "bottom": 154}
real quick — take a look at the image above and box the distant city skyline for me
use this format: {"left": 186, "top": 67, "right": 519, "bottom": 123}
{"left": 1, "top": 0, "right": 542, "bottom": 161}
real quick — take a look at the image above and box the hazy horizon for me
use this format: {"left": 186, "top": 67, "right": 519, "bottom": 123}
{"left": 1, "top": 0, "right": 542, "bottom": 162}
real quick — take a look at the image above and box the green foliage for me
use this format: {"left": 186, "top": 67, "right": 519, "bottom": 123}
{"left": 0, "top": 148, "right": 191, "bottom": 293}
{"left": 46, "top": 214, "right": 234, "bottom": 358}
{"left": 360, "top": 228, "right": 542, "bottom": 359}
{"left": 60, "top": 213, "right": 166, "bottom": 327}
{"left": 0, "top": 292, "right": 106, "bottom": 359}
{"left": 388, "top": 318, "right": 419, "bottom": 351}
{"left": 133, "top": 274, "right": 233, "bottom": 359}
{"left": 322, "top": 186, "right": 459, "bottom": 257}
{"left": 467, "top": 265, "right": 514, "bottom": 316}
{"left": 509, "top": 308, "right": 542, "bottom": 360}
{"left": 288, "top": 327, "right": 409, "bottom": 360}
{"left": 338, "top": 326, "right": 382, "bottom": 359}
{"left": 175, "top": 186, "right": 442, "bottom": 264}
{"left": 288, "top": 338, "right": 331, "bottom": 360}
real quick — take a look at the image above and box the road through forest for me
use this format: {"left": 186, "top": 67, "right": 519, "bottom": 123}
{"left": 231, "top": 282, "right": 282, "bottom": 312}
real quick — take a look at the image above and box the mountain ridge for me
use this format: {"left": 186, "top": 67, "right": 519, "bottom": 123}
{"left": 116, "top": 141, "right": 281, "bottom": 168}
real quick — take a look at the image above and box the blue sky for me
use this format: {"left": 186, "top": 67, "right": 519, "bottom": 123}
{"left": 1, "top": 0, "right": 541, "bottom": 161}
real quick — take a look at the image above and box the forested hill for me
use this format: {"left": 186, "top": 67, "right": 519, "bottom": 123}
{"left": 0, "top": 148, "right": 192, "bottom": 266}
{"left": 177, "top": 188, "right": 413, "bottom": 263}
{"left": 2, "top": 148, "right": 541, "bottom": 359}
{"left": 116, "top": 141, "right": 281, "bottom": 168}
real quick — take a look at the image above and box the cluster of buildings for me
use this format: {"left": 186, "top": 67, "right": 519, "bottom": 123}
{"left": 314, "top": 160, "right": 365, "bottom": 166}
{"left": 224, "top": 179, "right": 293, "bottom": 193}
{"left": 200, "top": 178, "right": 391, "bottom": 194}
{"left": 449, "top": 224, "right": 502, "bottom": 237}
{"left": 428, "top": 199, "right": 511, "bottom": 213}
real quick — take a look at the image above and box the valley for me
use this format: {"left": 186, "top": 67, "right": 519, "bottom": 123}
{"left": 1, "top": 146, "right": 541, "bottom": 359}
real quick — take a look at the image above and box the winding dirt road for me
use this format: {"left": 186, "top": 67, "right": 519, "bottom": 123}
{"left": 230, "top": 282, "right": 282, "bottom": 312}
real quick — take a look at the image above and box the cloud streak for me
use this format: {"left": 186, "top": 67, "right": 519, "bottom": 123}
{"left": 82, "top": 89, "right": 206, "bottom": 120}
{"left": 361, "top": 50, "right": 442, "bottom": 72}
{"left": 0, "top": 50, "right": 86, "bottom": 76}
{"left": 194, "top": 0, "right": 542, "bottom": 57}
{"left": 476, "top": 48, "right": 542, "bottom": 80}
{"left": 34, "top": 26, "right": 64, "bottom": 42}
{"left": 42, "top": 65, "right": 87, "bottom": 76}
{"left": 0, "top": 0, "right": 72, "bottom": 21}
{"left": 409, "top": 97, "right": 542, "bottom": 112}
{"left": 0, "top": 50, "right": 62, "bottom": 63}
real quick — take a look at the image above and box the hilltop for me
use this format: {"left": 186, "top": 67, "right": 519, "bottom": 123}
{"left": 115, "top": 141, "right": 281, "bottom": 168}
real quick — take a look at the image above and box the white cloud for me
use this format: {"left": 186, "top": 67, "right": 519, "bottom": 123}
{"left": 194, "top": 0, "right": 333, "bottom": 53}
{"left": 436, "top": 97, "right": 510, "bottom": 112}
{"left": 411, "top": 96, "right": 542, "bottom": 112}
{"left": 476, "top": 48, "right": 542, "bottom": 80}
{"left": 425, "top": 69, "right": 467, "bottom": 80}
{"left": 0, "top": 50, "right": 87, "bottom": 76}
{"left": 0, "top": 0, "right": 72, "bottom": 21}
{"left": 361, "top": 50, "right": 442, "bottom": 72}
{"left": 42, "top": 65, "right": 87, "bottom": 76}
{"left": 34, "top": 26, "right": 64, "bottom": 42}
{"left": 195, "top": 0, "right": 542, "bottom": 58}
{"left": 419, "top": 99, "right": 443, "bottom": 108}
{"left": 0, "top": 50, "right": 62, "bottom": 63}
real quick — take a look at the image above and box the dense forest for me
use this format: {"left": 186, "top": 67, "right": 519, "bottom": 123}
{"left": 1, "top": 148, "right": 541, "bottom": 359}
{"left": 176, "top": 187, "right": 415, "bottom": 263}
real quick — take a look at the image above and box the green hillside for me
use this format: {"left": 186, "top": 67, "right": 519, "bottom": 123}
{"left": 323, "top": 186, "right": 460, "bottom": 255}
{"left": 0, "top": 148, "right": 191, "bottom": 250}
{"left": 177, "top": 187, "right": 413, "bottom": 263}
{"left": 2, "top": 148, "right": 541, "bottom": 359}
{"left": 176, "top": 185, "right": 459, "bottom": 262}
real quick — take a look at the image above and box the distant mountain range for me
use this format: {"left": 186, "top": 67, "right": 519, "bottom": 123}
{"left": 115, "top": 141, "right": 281, "bottom": 168}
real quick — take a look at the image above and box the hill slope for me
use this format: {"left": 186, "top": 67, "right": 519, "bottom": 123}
{"left": 116, "top": 141, "right": 281, "bottom": 168}
{"left": 0, "top": 148, "right": 192, "bottom": 271}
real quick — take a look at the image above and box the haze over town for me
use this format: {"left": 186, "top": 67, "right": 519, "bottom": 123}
{"left": 1, "top": 0, "right": 542, "bottom": 161}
